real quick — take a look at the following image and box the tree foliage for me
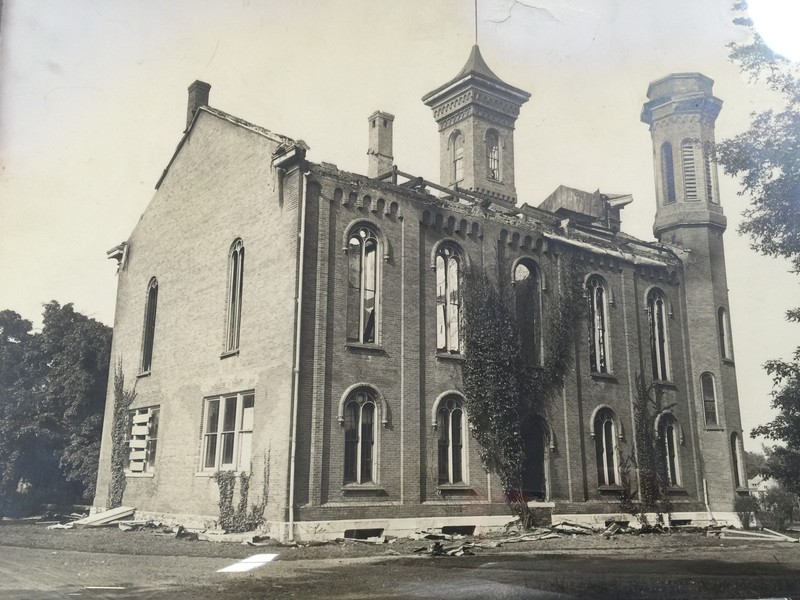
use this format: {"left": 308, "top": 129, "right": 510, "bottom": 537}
{"left": 717, "top": 2, "right": 800, "bottom": 498}
{"left": 0, "top": 302, "right": 112, "bottom": 515}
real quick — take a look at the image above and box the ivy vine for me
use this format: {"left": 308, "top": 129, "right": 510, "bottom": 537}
{"left": 212, "top": 451, "right": 269, "bottom": 533}
{"left": 107, "top": 359, "right": 135, "bottom": 509}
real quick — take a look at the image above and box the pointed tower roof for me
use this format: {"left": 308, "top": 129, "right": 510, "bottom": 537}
{"left": 422, "top": 45, "right": 530, "bottom": 105}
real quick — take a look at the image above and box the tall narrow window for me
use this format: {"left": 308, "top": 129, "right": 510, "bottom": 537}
{"left": 731, "top": 432, "right": 744, "bottom": 488}
{"left": 704, "top": 141, "right": 717, "bottom": 203}
{"left": 647, "top": 289, "right": 671, "bottom": 381}
{"left": 201, "top": 392, "right": 254, "bottom": 472}
{"left": 594, "top": 408, "right": 618, "bottom": 486}
{"left": 344, "top": 390, "right": 376, "bottom": 484}
{"left": 718, "top": 307, "right": 732, "bottom": 359}
{"left": 514, "top": 261, "right": 542, "bottom": 366}
{"left": 436, "top": 244, "right": 462, "bottom": 354}
{"left": 521, "top": 416, "right": 548, "bottom": 500}
{"left": 659, "top": 415, "right": 682, "bottom": 487}
{"left": 347, "top": 226, "right": 379, "bottom": 344}
{"left": 486, "top": 130, "right": 500, "bottom": 181}
{"left": 661, "top": 142, "right": 676, "bottom": 204}
{"left": 140, "top": 278, "right": 158, "bottom": 373}
{"left": 586, "top": 276, "right": 609, "bottom": 374}
{"left": 701, "top": 373, "right": 718, "bottom": 426}
{"left": 682, "top": 139, "right": 698, "bottom": 201}
{"left": 437, "top": 395, "right": 465, "bottom": 485}
{"left": 226, "top": 239, "right": 245, "bottom": 352}
{"left": 451, "top": 132, "right": 464, "bottom": 183}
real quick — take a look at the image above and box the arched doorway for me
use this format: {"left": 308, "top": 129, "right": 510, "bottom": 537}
{"left": 521, "top": 416, "right": 548, "bottom": 501}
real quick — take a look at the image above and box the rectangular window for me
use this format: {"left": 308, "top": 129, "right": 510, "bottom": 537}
{"left": 127, "top": 406, "right": 159, "bottom": 474}
{"left": 201, "top": 392, "right": 254, "bottom": 472}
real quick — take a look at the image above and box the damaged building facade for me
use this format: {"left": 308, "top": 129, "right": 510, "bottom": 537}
{"left": 94, "top": 46, "right": 747, "bottom": 538}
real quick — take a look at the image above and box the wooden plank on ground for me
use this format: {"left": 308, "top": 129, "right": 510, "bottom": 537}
{"left": 72, "top": 506, "right": 135, "bottom": 527}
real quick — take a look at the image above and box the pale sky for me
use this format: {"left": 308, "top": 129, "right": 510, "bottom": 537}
{"left": 1, "top": 0, "right": 797, "bottom": 451}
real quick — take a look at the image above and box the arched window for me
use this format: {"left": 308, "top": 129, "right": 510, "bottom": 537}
{"left": 731, "top": 432, "right": 744, "bottom": 488}
{"left": 647, "top": 289, "right": 671, "bottom": 381}
{"left": 521, "top": 416, "right": 549, "bottom": 500}
{"left": 586, "top": 276, "right": 609, "bottom": 374}
{"left": 486, "top": 130, "right": 500, "bottom": 181}
{"left": 436, "top": 243, "right": 462, "bottom": 354}
{"left": 701, "top": 373, "right": 718, "bottom": 426}
{"left": 347, "top": 225, "right": 379, "bottom": 344}
{"left": 594, "top": 408, "right": 618, "bottom": 486}
{"left": 661, "top": 142, "right": 676, "bottom": 204}
{"left": 226, "top": 239, "right": 244, "bottom": 352}
{"left": 451, "top": 131, "right": 464, "bottom": 183}
{"left": 344, "top": 389, "right": 376, "bottom": 484}
{"left": 718, "top": 307, "right": 732, "bottom": 360}
{"left": 436, "top": 395, "right": 465, "bottom": 485}
{"left": 659, "top": 414, "right": 682, "bottom": 487}
{"left": 704, "top": 141, "right": 717, "bottom": 204}
{"left": 514, "top": 260, "right": 542, "bottom": 367}
{"left": 140, "top": 277, "right": 158, "bottom": 373}
{"left": 681, "top": 139, "right": 698, "bottom": 201}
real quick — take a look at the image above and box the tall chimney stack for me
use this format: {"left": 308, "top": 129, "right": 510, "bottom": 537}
{"left": 367, "top": 111, "right": 394, "bottom": 178}
{"left": 186, "top": 80, "right": 211, "bottom": 130}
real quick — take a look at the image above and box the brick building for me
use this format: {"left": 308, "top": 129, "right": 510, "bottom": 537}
{"left": 94, "top": 46, "right": 748, "bottom": 538}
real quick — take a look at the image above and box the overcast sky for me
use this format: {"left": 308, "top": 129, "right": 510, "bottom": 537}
{"left": 1, "top": 0, "right": 797, "bottom": 451}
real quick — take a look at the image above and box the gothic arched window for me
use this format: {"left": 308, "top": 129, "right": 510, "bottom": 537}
{"left": 140, "top": 277, "right": 158, "bottom": 373}
{"left": 436, "top": 243, "right": 462, "bottom": 354}
{"left": 486, "top": 130, "right": 500, "bottom": 181}
{"left": 514, "top": 260, "right": 542, "bottom": 367}
{"left": 661, "top": 142, "right": 676, "bottom": 204}
{"left": 347, "top": 225, "right": 379, "bottom": 344}
{"left": 451, "top": 131, "right": 464, "bottom": 183}
{"left": 647, "top": 289, "right": 671, "bottom": 381}
{"left": 436, "top": 395, "right": 465, "bottom": 485}
{"left": 701, "top": 372, "right": 718, "bottom": 426}
{"left": 594, "top": 408, "right": 618, "bottom": 486}
{"left": 344, "top": 389, "right": 377, "bottom": 484}
{"left": 586, "top": 275, "right": 610, "bottom": 374}
{"left": 226, "top": 239, "right": 245, "bottom": 352}
{"left": 659, "top": 414, "right": 682, "bottom": 487}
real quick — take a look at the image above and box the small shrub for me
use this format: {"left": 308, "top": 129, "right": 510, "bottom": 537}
{"left": 733, "top": 494, "right": 760, "bottom": 529}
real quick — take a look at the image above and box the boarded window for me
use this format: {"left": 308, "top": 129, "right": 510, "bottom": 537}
{"left": 127, "top": 406, "right": 159, "bottom": 474}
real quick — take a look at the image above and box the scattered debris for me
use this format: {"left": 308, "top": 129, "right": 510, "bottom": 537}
{"left": 47, "top": 522, "right": 74, "bottom": 530}
{"left": 72, "top": 506, "right": 135, "bottom": 528}
{"left": 720, "top": 527, "right": 799, "bottom": 543}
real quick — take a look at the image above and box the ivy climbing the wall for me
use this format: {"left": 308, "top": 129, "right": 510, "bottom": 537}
{"left": 107, "top": 360, "right": 135, "bottom": 509}
{"left": 213, "top": 452, "right": 269, "bottom": 533}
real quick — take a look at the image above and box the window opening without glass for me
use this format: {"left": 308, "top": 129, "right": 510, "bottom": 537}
{"left": 647, "top": 289, "right": 670, "bottom": 381}
{"left": 701, "top": 373, "right": 718, "bottom": 426}
{"left": 594, "top": 409, "right": 618, "bottom": 486}
{"left": 140, "top": 278, "right": 158, "bottom": 373}
{"left": 436, "top": 245, "right": 462, "bottom": 354}
{"left": 514, "top": 261, "right": 542, "bottom": 367}
{"left": 486, "top": 130, "right": 500, "bottom": 181}
{"left": 437, "top": 395, "right": 465, "bottom": 485}
{"left": 347, "top": 226, "right": 378, "bottom": 344}
{"left": 586, "top": 276, "right": 609, "bottom": 373}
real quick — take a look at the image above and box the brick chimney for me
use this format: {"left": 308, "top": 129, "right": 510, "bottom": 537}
{"left": 186, "top": 80, "right": 211, "bottom": 130}
{"left": 367, "top": 111, "right": 394, "bottom": 178}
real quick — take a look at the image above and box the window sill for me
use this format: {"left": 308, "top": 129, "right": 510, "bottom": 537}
{"left": 136, "top": 371, "right": 151, "bottom": 379}
{"left": 195, "top": 469, "right": 250, "bottom": 478}
{"left": 665, "top": 486, "right": 688, "bottom": 495}
{"left": 436, "top": 484, "right": 476, "bottom": 497}
{"left": 220, "top": 349, "right": 239, "bottom": 359}
{"left": 703, "top": 426, "right": 724, "bottom": 431}
{"left": 125, "top": 472, "right": 154, "bottom": 479}
{"left": 344, "top": 342, "right": 385, "bottom": 355}
{"left": 436, "top": 352, "right": 464, "bottom": 362}
{"left": 722, "top": 358, "right": 735, "bottom": 366}
{"left": 597, "top": 485, "right": 623, "bottom": 492}
{"left": 590, "top": 372, "right": 617, "bottom": 383}
{"left": 735, "top": 487, "right": 750, "bottom": 495}
{"left": 654, "top": 380, "right": 677, "bottom": 390}
{"left": 341, "top": 483, "right": 386, "bottom": 496}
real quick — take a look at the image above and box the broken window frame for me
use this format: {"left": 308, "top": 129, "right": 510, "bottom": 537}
{"left": 594, "top": 408, "right": 619, "bottom": 487}
{"left": 343, "top": 390, "right": 377, "bottom": 484}
{"left": 436, "top": 395, "right": 465, "bottom": 486}
{"left": 731, "top": 431, "right": 745, "bottom": 488}
{"left": 658, "top": 414, "right": 682, "bottom": 487}
{"left": 586, "top": 275, "right": 610, "bottom": 374}
{"left": 140, "top": 277, "right": 158, "bottom": 373}
{"left": 225, "top": 239, "right": 245, "bottom": 353}
{"left": 486, "top": 129, "right": 500, "bottom": 181}
{"left": 647, "top": 288, "right": 671, "bottom": 382}
{"left": 126, "top": 406, "right": 160, "bottom": 475}
{"left": 346, "top": 225, "right": 380, "bottom": 345}
{"left": 514, "top": 260, "right": 543, "bottom": 367}
{"left": 700, "top": 372, "right": 718, "bottom": 426}
{"left": 201, "top": 392, "right": 254, "bottom": 473}
{"left": 436, "top": 243, "right": 463, "bottom": 354}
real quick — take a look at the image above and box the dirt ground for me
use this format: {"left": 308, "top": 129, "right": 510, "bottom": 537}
{"left": 2, "top": 519, "right": 800, "bottom": 599}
